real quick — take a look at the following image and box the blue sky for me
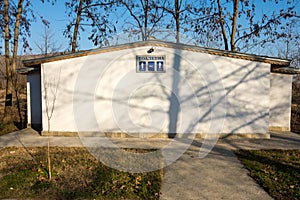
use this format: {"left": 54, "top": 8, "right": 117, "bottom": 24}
{"left": 29, "top": 1, "right": 85, "bottom": 52}
{"left": 5, "top": 0, "right": 300, "bottom": 56}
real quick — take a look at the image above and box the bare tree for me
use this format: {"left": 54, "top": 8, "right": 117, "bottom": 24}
{"left": 266, "top": 18, "right": 300, "bottom": 67}
{"left": 42, "top": 67, "right": 61, "bottom": 180}
{"left": 3, "top": 0, "right": 23, "bottom": 123}
{"left": 230, "top": 0, "right": 238, "bottom": 51}
{"left": 217, "top": 0, "right": 228, "bottom": 50}
{"left": 0, "top": 1, "right": 3, "bottom": 52}
{"left": 64, "top": 0, "right": 117, "bottom": 51}
{"left": 35, "top": 24, "right": 64, "bottom": 55}
{"left": 2, "top": 0, "right": 55, "bottom": 126}
{"left": 71, "top": 0, "right": 84, "bottom": 52}
{"left": 276, "top": 18, "right": 300, "bottom": 59}
{"left": 158, "top": 0, "right": 192, "bottom": 43}
{"left": 174, "top": 0, "right": 180, "bottom": 43}
{"left": 190, "top": 0, "right": 299, "bottom": 52}
{"left": 119, "top": 0, "right": 166, "bottom": 41}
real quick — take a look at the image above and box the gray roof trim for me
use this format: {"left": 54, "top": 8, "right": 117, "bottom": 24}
{"left": 16, "top": 67, "right": 37, "bottom": 74}
{"left": 271, "top": 67, "right": 300, "bottom": 74}
{"left": 23, "top": 40, "right": 291, "bottom": 67}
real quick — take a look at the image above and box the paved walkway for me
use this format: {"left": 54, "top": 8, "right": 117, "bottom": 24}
{"left": 160, "top": 147, "right": 272, "bottom": 200}
{"left": 160, "top": 132, "right": 300, "bottom": 200}
{"left": 0, "top": 129, "right": 300, "bottom": 199}
{"left": 0, "top": 128, "right": 83, "bottom": 147}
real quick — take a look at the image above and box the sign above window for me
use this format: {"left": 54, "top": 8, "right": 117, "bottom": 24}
{"left": 136, "top": 55, "right": 166, "bottom": 73}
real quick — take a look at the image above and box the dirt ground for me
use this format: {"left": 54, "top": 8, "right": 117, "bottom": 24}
{"left": 0, "top": 56, "right": 30, "bottom": 132}
{"left": 0, "top": 88, "right": 27, "bottom": 135}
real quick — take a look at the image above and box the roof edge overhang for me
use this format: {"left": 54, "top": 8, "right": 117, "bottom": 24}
{"left": 271, "top": 66, "right": 300, "bottom": 75}
{"left": 16, "top": 67, "right": 39, "bottom": 74}
{"left": 22, "top": 40, "right": 291, "bottom": 67}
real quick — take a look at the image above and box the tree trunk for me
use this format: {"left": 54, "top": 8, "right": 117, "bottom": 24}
{"left": 72, "top": 0, "right": 84, "bottom": 52}
{"left": 175, "top": 0, "right": 180, "bottom": 43}
{"left": 217, "top": 0, "right": 229, "bottom": 50}
{"left": 231, "top": 0, "right": 238, "bottom": 51}
{"left": 12, "top": 0, "right": 24, "bottom": 73}
{"left": 4, "top": 0, "right": 24, "bottom": 123}
{"left": 4, "top": 0, "right": 10, "bottom": 72}
{"left": 11, "top": 0, "right": 24, "bottom": 125}
{"left": 47, "top": 118, "right": 52, "bottom": 180}
{"left": 144, "top": 0, "right": 148, "bottom": 40}
{"left": 3, "top": 0, "right": 12, "bottom": 120}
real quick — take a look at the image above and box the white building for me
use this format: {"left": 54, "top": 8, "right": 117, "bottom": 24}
{"left": 20, "top": 40, "right": 299, "bottom": 138}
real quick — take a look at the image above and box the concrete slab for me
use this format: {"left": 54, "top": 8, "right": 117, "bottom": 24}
{"left": 160, "top": 146, "right": 273, "bottom": 200}
{"left": 0, "top": 128, "right": 83, "bottom": 147}
{"left": 220, "top": 131, "right": 300, "bottom": 150}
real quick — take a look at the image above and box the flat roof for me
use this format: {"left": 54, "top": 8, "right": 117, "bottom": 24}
{"left": 23, "top": 40, "right": 291, "bottom": 67}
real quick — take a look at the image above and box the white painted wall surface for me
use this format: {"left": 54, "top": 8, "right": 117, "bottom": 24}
{"left": 269, "top": 73, "right": 292, "bottom": 130}
{"left": 41, "top": 46, "right": 271, "bottom": 135}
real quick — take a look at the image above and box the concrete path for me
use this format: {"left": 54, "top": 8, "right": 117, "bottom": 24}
{"left": 1, "top": 129, "right": 300, "bottom": 199}
{"left": 0, "top": 128, "right": 83, "bottom": 147}
{"left": 160, "top": 131, "right": 300, "bottom": 199}
{"left": 220, "top": 131, "right": 300, "bottom": 150}
{"left": 160, "top": 147, "right": 272, "bottom": 200}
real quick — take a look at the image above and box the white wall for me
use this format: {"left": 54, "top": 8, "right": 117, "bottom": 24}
{"left": 269, "top": 73, "right": 292, "bottom": 131}
{"left": 41, "top": 46, "right": 271, "bottom": 135}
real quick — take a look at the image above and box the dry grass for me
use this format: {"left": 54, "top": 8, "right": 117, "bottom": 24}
{"left": 235, "top": 149, "right": 300, "bottom": 200}
{"left": 0, "top": 147, "right": 162, "bottom": 199}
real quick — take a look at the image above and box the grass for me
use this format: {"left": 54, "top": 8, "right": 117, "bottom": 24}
{"left": 235, "top": 149, "right": 300, "bottom": 200}
{"left": 0, "top": 147, "right": 162, "bottom": 199}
